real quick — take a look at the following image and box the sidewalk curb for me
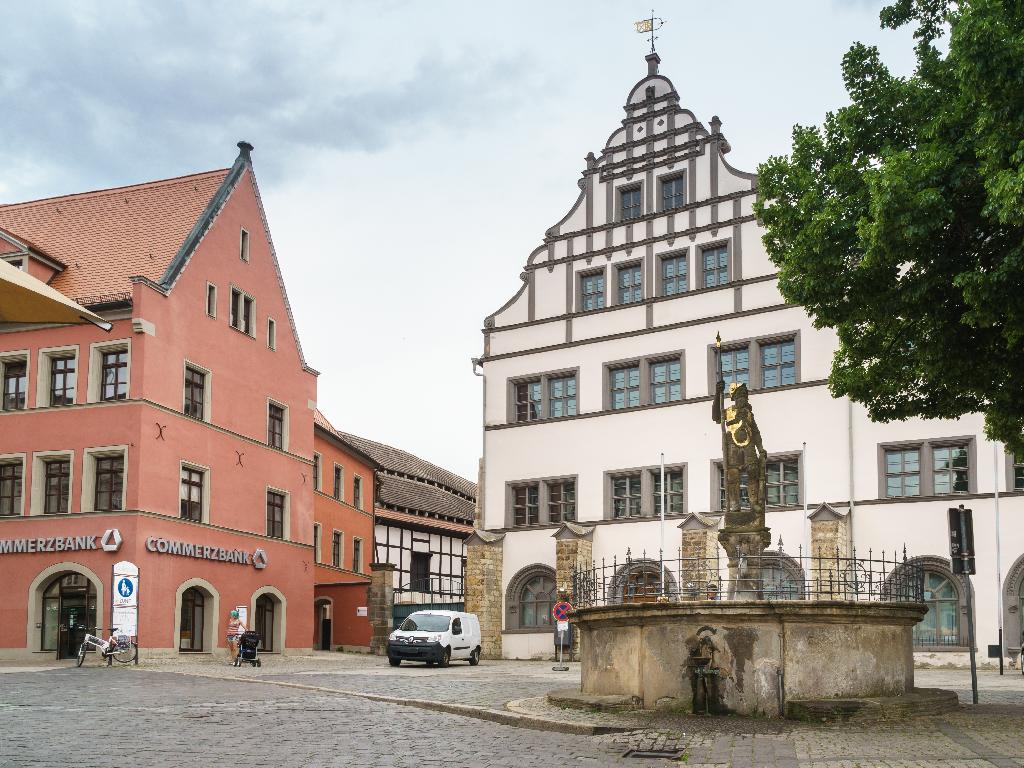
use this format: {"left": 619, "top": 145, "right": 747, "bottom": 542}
{"left": 145, "top": 668, "right": 628, "bottom": 736}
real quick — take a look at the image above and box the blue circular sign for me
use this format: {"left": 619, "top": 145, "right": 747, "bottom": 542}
{"left": 117, "top": 577, "right": 134, "bottom": 598}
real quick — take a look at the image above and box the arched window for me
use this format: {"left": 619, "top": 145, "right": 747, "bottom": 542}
{"left": 179, "top": 587, "right": 205, "bottom": 652}
{"left": 505, "top": 564, "right": 557, "bottom": 631}
{"left": 611, "top": 558, "right": 677, "bottom": 603}
{"left": 916, "top": 571, "right": 961, "bottom": 647}
{"left": 256, "top": 594, "right": 276, "bottom": 652}
{"left": 754, "top": 551, "right": 805, "bottom": 600}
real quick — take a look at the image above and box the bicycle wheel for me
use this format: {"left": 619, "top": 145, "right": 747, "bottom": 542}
{"left": 112, "top": 642, "right": 137, "bottom": 664}
{"left": 76, "top": 643, "right": 86, "bottom": 667}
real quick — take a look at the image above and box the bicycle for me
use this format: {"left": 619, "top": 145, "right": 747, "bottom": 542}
{"left": 76, "top": 628, "right": 138, "bottom": 667}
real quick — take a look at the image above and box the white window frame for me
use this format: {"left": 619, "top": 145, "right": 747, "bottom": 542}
{"left": 267, "top": 317, "right": 276, "bottom": 350}
{"left": 0, "top": 349, "right": 30, "bottom": 411}
{"left": 206, "top": 282, "right": 217, "bottom": 318}
{"left": 182, "top": 359, "right": 213, "bottom": 423}
{"left": 179, "top": 460, "right": 212, "bottom": 524}
{"left": 332, "top": 463, "right": 344, "bottom": 501}
{"left": 312, "top": 452, "right": 322, "bottom": 492}
{"left": 239, "top": 227, "right": 250, "bottom": 263}
{"left": 229, "top": 285, "right": 256, "bottom": 337}
{"left": 332, "top": 529, "right": 344, "bottom": 568}
{"left": 313, "top": 522, "right": 322, "bottom": 564}
{"left": 352, "top": 536, "right": 363, "bottom": 573}
{"left": 30, "top": 450, "right": 75, "bottom": 516}
{"left": 266, "top": 485, "right": 291, "bottom": 540}
{"left": 35, "top": 344, "right": 79, "bottom": 408}
{"left": 0, "top": 452, "right": 27, "bottom": 516}
{"left": 81, "top": 445, "right": 129, "bottom": 513}
{"left": 267, "top": 398, "right": 289, "bottom": 451}
{"left": 353, "top": 474, "right": 364, "bottom": 511}
{"left": 87, "top": 338, "right": 131, "bottom": 403}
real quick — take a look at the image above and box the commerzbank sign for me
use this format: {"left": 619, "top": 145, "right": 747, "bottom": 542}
{"left": 146, "top": 537, "right": 268, "bottom": 569}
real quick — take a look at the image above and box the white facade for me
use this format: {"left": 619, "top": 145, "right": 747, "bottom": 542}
{"left": 478, "top": 54, "right": 1024, "bottom": 663}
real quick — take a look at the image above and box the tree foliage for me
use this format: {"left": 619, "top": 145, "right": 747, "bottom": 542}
{"left": 754, "top": 0, "right": 1024, "bottom": 456}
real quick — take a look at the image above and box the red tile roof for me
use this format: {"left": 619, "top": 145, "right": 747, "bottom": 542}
{"left": 374, "top": 507, "right": 474, "bottom": 535}
{"left": 0, "top": 169, "right": 229, "bottom": 302}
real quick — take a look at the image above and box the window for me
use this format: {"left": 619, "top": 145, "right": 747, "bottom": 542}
{"left": 267, "top": 318, "right": 276, "bottom": 350}
{"left": 719, "top": 347, "right": 749, "bottom": 388}
{"left": 268, "top": 403, "right": 285, "bottom": 449}
{"left": 610, "top": 365, "right": 641, "bottom": 410}
{"left": 702, "top": 245, "right": 728, "bottom": 288}
{"left": 933, "top": 445, "right": 969, "bottom": 495}
{"left": 312, "top": 454, "right": 321, "bottom": 492}
{"left": 617, "top": 263, "right": 642, "bottom": 304}
{"left": 579, "top": 271, "right": 605, "bottom": 311}
{"left": 44, "top": 459, "right": 70, "bottom": 514}
{"left": 183, "top": 366, "right": 206, "bottom": 420}
{"left": 179, "top": 587, "right": 205, "bottom": 652}
{"left": 229, "top": 288, "right": 254, "bottom": 335}
{"left": 49, "top": 355, "right": 76, "bottom": 406}
{"left": 266, "top": 491, "right": 285, "bottom": 539}
{"left": 100, "top": 350, "right": 129, "bottom": 401}
{"left": 411, "top": 552, "right": 431, "bottom": 591}
{"left": 239, "top": 228, "right": 250, "bottom": 262}
{"left": 93, "top": 456, "right": 124, "bottom": 511}
{"left": 661, "top": 253, "right": 687, "bottom": 296}
{"left": 512, "top": 483, "right": 540, "bottom": 526}
{"left": 661, "top": 175, "right": 686, "bottom": 210}
{"left": 332, "top": 531, "right": 342, "bottom": 568}
{"left": 353, "top": 475, "right": 364, "bottom": 510}
{"left": 761, "top": 340, "right": 796, "bottom": 388}
{"left": 333, "top": 465, "right": 343, "bottom": 501}
{"left": 650, "top": 359, "right": 682, "bottom": 404}
{"left": 548, "top": 375, "right": 577, "bottom": 418}
{"left": 766, "top": 458, "right": 799, "bottom": 506}
{"left": 518, "top": 573, "right": 556, "bottom": 628}
{"left": 313, "top": 523, "right": 322, "bottom": 563}
{"left": 652, "top": 470, "right": 684, "bottom": 515}
{"left": 1015, "top": 453, "right": 1024, "bottom": 491}
{"left": 180, "top": 467, "right": 204, "bottom": 521}
{"left": 915, "top": 571, "right": 960, "bottom": 646}
{"left": 885, "top": 448, "right": 921, "bottom": 498}
{"left": 352, "top": 538, "right": 363, "bottom": 573}
{"left": 620, "top": 186, "right": 641, "bottom": 221}
{"left": 612, "top": 473, "right": 642, "bottom": 518}
{"left": 0, "top": 461, "right": 23, "bottom": 516}
{"left": 206, "top": 283, "right": 217, "bottom": 318}
{"left": 718, "top": 465, "right": 750, "bottom": 512}
{"left": 547, "top": 479, "right": 576, "bottom": 523}
{"left": 2, "top": 357, "right": 27, "bottom": 411}
{"left": 514, "top": 380, "right": 541, "bottom": 422}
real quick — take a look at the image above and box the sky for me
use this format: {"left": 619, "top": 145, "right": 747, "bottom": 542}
{"left": 1, "top": 1, "right": 919, "bottom": 483}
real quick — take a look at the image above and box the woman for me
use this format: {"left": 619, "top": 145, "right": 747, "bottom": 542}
{"left": 226, "top": 609, "right": 246, "bottom": 662}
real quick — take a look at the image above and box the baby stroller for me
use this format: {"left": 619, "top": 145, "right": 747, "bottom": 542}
{"left": 233, "top": 631, "right": 262, "bottom": 667}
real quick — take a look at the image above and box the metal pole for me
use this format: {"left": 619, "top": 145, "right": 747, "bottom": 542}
{"left": 802, "top": 440, "right": 809, "bottom": 576}
{"left": 993, "top": 441, "right": 1004, "bottom": 675}
{"left": 660, "top": 452, "right": 666, "bottom": 591}
{"left": 965, "top": 572, "right": 979, "bottom": 704}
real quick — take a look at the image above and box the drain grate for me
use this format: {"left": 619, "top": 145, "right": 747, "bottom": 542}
{"left": 622, "top": 749, "right": 685, "bottom": 760}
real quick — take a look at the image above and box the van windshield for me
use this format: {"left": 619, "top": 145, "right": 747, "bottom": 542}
{"left": 399, "top": 615, "right": 451, "bottom": 632}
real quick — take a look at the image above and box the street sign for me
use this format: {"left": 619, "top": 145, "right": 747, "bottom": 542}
{"left": 557, "top": 620, "right": 569, "bottom": 634}
{"left": 552, "top": 601, "right": 572, "bottom": 622}
{"left": 948, "top": 506, "right": 976, "bottom": 575}
{"left": 111, "top": 560, "right": 139, "bottom": 639}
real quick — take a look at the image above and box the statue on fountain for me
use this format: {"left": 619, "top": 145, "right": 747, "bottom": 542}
{"left": 713, "top": 334, "right": 772, "bottom": 598}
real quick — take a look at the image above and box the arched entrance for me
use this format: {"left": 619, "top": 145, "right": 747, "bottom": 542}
{"left": 314, "top": 598, "right": 332, "bottom": 651}
{"left": 42, "top": 573, "right": 98, "bottom": 659}
{"left": 250, "top": 587, "right": 286, "bottom": 653}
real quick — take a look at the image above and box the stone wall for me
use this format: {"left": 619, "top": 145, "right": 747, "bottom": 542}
{"left": 554, "top": 526, "right": 594, "bottom": 660}
{"left": 367, "top": 562, "right": 396, "bottom": 656}
{"left": 464, "top": 533, "right": 504, "bottom": 659}
{"left": 678, "top": 514, "right": 721, "bottom": 599}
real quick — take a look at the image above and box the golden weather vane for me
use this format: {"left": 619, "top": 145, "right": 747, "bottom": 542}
{"left": 634, "top": 10, "right": 665, "bottom": 54}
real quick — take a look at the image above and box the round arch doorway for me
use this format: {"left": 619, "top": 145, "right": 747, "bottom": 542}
{"left": 42, "top": 573, "right": 98, "bottom": 659}
{"left": 314, "top": 599, "right": 332, "bottom": 651}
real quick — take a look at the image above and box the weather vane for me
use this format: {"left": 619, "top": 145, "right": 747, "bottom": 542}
{"left": 634, "top": 10, "right": 665, "bottom": 54}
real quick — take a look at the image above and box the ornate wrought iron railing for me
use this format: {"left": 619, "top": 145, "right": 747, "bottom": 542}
{"left": 571, "top": 544, "right": 925, "bottom": 608}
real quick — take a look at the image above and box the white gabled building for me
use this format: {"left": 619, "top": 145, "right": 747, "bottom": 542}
{"left": 470, "top": 53, "right": 1024, "bottom": 665}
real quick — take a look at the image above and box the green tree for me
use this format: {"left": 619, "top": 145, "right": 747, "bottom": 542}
{"left": 754, "top": 0, "right": 1024, "bottom": 456}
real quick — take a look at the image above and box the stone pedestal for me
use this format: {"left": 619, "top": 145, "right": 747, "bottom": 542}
{"left": 553, "top": 522, "right": 594, "bottom": 660}
{"left": 367, "top": 562, "right": 396, "bottom": 656}
{"left": 677, "top": 513, "right": 721, "bottom": 599}
{"left": 464, "top": 530, "right": 504, "bottom": 659}
{"left": 718, "top": 527, "right": 772, "bottom": 600}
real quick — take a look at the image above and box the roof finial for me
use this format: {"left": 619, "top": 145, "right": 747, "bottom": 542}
{"left": 236, "top": 141, "right": 254, "bottom": 163}
{"left": 634, "top": 10, "right": 665, "bottom": 56}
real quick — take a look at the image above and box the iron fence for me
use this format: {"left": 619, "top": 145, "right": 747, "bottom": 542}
{"left": 571, "top": 544, "right": 925, "bottom": 607}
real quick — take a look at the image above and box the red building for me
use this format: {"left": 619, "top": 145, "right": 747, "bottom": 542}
{"left": 0, "top": 143, "right": 318, "bottom": 659}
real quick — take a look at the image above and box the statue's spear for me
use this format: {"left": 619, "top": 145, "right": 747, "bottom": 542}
{"left": 714, "top": 332, "right": 728, "bottom": 511}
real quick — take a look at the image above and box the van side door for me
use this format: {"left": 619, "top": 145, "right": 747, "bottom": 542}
{"left": 450, "top": 617, "right": 469, "bottom": 657}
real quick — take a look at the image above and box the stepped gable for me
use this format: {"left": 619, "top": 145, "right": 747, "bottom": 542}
{"left": 0, "top": 168, "right": 229, "bottom": 303}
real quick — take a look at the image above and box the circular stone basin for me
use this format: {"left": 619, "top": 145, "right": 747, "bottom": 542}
{"left": 573, "top": 600, "right": 928, "bottom": 717}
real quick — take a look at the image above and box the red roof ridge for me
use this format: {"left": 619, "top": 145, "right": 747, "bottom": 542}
{"left": 0, "top": 167, "right": 231, "bottom": 210}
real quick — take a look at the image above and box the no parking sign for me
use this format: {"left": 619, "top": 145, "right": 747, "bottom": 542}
{"left": 552, "top": 600, "right": 572, "bottom": 622}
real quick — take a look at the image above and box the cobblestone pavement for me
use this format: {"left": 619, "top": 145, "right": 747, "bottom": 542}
{"left": 2, "top": 656, "right": 1022, "bottom": 767}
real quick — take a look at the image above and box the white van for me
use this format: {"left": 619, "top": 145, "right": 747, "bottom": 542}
{"left": 387, "top": 610, "right": 481, "bottom": 667}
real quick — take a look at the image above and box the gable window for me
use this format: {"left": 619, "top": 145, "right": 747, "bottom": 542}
{"left": 183, "top": 366, "right": 206, "bottom": 421}
{"left": 44, "top": 459, "right": 71, "bottom": 514}
{"left": 620, "top": 186, "right": 641, "bottom": 221}
{"left": 353, "top": 475, "right": 364, "bottom": 510}
{"left": 885, "top": 448, "right": 921, "bottom": 498}
{"left": 933, "top": 445, "right": 969, "bottom": 494}
{"left": 100, "top": 350, "right": 129, "bottom": 401}
{"left": 548, "top": 375, "right": 577, "bottom": 418}
{"left": 610, "top": 365, "right": 641, "bottom": 410}
{"left": 206, "top": 283, "right": 217, "bottom": 318}
{"left": 579, "top": 271, "right": 606, "bottom": 311}
{"left": 612, "top": 473, "right": 642, "bottom": 518}
{"left": 719, "top": 347, "right": 749, "bottom": 388}
{"left": 514, "top": 380, "right": 541, "bottom": 422}
{"left": 229, "top": 288, "right": 254, "bottom": 335}
{"left": 547, "top": 479, "right": 576, "bottom": 523}
{"left": 266, "top": 491, "right": 285, "bottom": 539}
{"left": 512, "top": 483, "right": 540, "bottom": 526}
{"left": 333, "top": 465, "right": 343, "bottom": 501}
{"left": 49, "top": 355, "right": 76, "bottom": 407}
{"left": 760, "top": 340, "right": 796, "bottom": 388}
{"left": 267, "top": 403, "right": 285, "bottom": 449}
{"left": 649, "top": 359, "right": 682, "bottom": 404}
{"left": 0, "top": 461, "right": 23, "bottom": 516}
{"left": 332, "top": 531, "right": 342, "bottom": 568}
{"left": 766, "top": 458, "right": 800, "bottom": 506}
{"left": 267, "top": 318, "right": 276, "bottom": 350}
{"left": 652, "top": 470, "right": 684, "bottom": 515}
{"left": 661, "top": 175, "right": 686, "bottom": 211}
{"left": 239, "top": 228, "right": 250, "bottom": 262}
{"left": 180, "top": 467, "right": 204, "bottom": 521}
{"left": 661, "top": 253, "right": 687, "bottom": 296}
{"left": 702, "top": 245, "right": 728, "bottom": 288}
{"left": 2, "top": 358, "right": 27, "bottom": 411}
{"left": 93, "top": 455, "right": 124, "bottom": 512}
{"left": 352, "top": 538, "right": 363, "bottom": 573}
{"left": 617, "top": 263, "right": 642, "bottom": 305}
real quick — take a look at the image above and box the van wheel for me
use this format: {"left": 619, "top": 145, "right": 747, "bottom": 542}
{"left": 437, "top": 647, "right": 451, "bottom": 668}
{"left": 388, "top": 658, "right": 401, "bottom": 667}
{"left": 469, "top": 648, "right": 480, "bottom": 666}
